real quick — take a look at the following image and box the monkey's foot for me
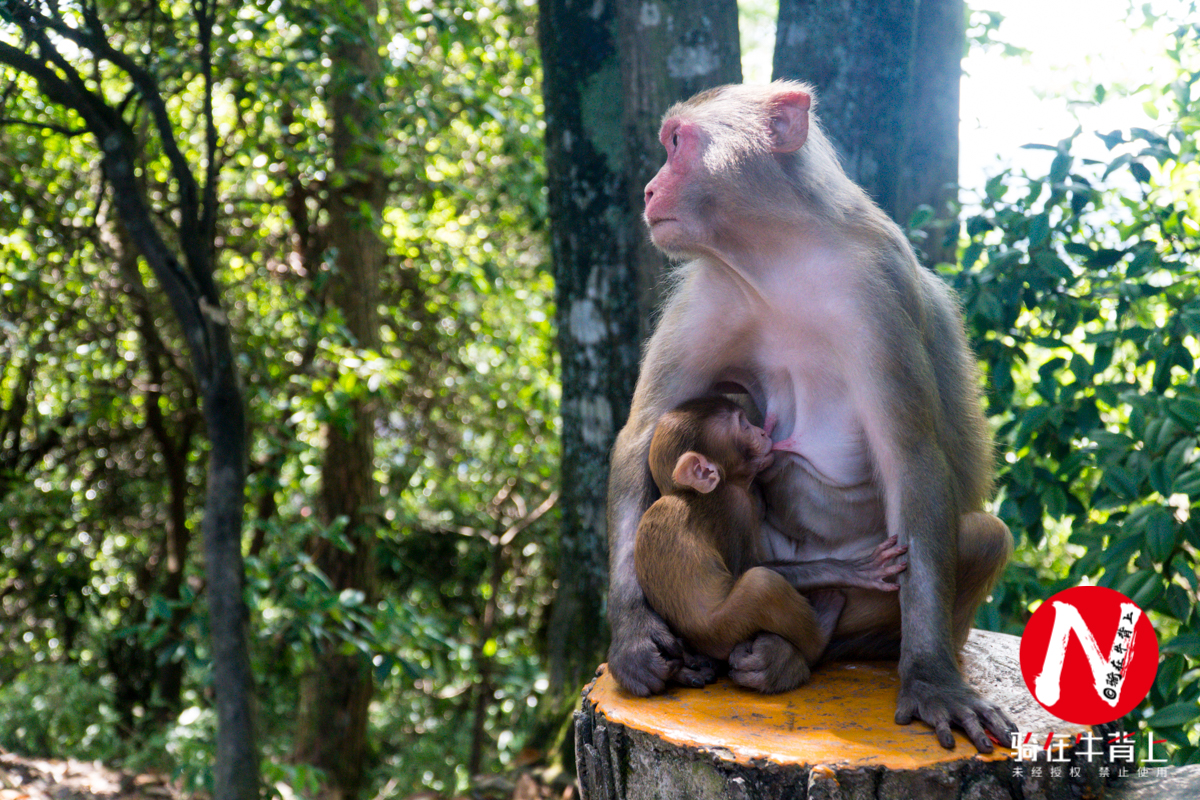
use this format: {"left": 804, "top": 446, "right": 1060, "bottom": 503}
{"left": 895, "top": 675, "right": 1018, "bottom": 753}
{"left": 674, "top": 650, "right": 718, "bottom": 688}
{"left": 728, "top": 632, "right": 811, "bottom": 693}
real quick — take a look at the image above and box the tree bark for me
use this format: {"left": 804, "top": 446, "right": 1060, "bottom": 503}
{"left": 617, "top": 0, "right": 742, "bottom": 329}
{"left": 538, "top": 0, "right": 742, "bottom": 726}
{"left": 539, "top": 0, "right": 640, "bottom": 712}
{"left": 291, "top": 3, "right": 385, "bottom": 798}
{"left": 773, "top": 0, "right": 965, "bottom": 266}
{"left": 899, "top": 0, "right": 965, "bottom": 267}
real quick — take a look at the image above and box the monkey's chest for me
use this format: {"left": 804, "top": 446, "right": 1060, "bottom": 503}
{"left": 755, "top": 360, "right": 884, "bottom": 558}
{"left": 755, "top": 351, "right": 874, "bottom": 488}
{"left": 759, "top": 454, "right": 885, "bottom": 559}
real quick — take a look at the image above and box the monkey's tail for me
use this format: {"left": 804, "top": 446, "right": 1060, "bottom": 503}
{"left": 821, "top": 630, "right": 901, "bottom": 663}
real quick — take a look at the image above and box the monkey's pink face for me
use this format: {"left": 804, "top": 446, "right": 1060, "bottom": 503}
{"left": 643, "top": 119, "right": 706, "bottom": 255}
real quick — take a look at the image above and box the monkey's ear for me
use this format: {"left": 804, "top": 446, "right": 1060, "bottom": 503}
{"left": 768, "top": 90, "right": 811, "bottom": 154}
{"left": 673, "top": 451, "right": 721, "bottom": 493}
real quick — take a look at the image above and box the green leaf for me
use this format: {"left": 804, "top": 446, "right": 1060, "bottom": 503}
{"left": 1103, "top": 153, "right": 1132, "bottom": 179}
{"left": 1164, "top": 585, "right": 1192, "bottom": 622}
{"left": 1174, "top": 468, "right": 1200, "bottom": 497}
{"left": 1162, "top": 634, "right": 1200, "bottom": 656}
{"left": 1145, "top": 507, "right": 1176, "bottom": 562}
{"left": 908, "top": 205, "right": 934, "bottom": 229}
{"left": 1167, "top": 397, "right": 1200, "bottom": 427}
{"left": 1028, "top": 213, "right": 1051, "bottom": 247}
{"left": 1034, "top": 252, "right": 1073, "bottom": 281}
{"left": 1149, "top": 461, "right": 1173, "bottom": 496}
{"left": 1050, "top": 152, "right": 1071, "bottom": 182}
{"left": 1118, "top": 570, "right": 1162, "bottom": 608}
{"left": 1102, "top": 530, "right": 1143, "bottom": 570}
{"left": 1147, "top": 702, "right": 1200, "bottom": 729}
{"left": 967, "top": 215, "right": 994, "bottom": 236}
{"left": 1103, "top": 466, "right": 1140, "bottom": 499}
{"left": 962, "top": 241, "right": 984, "bottom": 269}
{"left": 1127, "top": 248, "right": 1159, "bottom": 277}
{"left": 984, "top": 172, "right": 1009, "bottom": 200}
{"left": 1016, "top": 405, "right": 1053, "bottom": 446}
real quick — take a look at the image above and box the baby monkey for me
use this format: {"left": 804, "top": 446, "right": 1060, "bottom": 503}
{"left": 635, "top": 397, "right": 907, "bottom": 682}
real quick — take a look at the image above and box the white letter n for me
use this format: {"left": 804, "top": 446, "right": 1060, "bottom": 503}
{"left": 1033, "top": 601, "right": 1140, "bottom": 709}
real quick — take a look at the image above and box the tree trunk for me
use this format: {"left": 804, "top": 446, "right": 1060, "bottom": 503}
{"left": 773, "top": 0, "right": 965, "bottom": 265}
{"left": 617, "top": 0, "right": 742, "bottom": 330}
{"left": 538, "top": 0, "right": 742, "bottom": 733}
{"left": 291, "top": 3, "right": 385, "bottom": 798}
{"left": 200, "top": 347, "right": 256, "bottom": 800}
{"left": 897, "top": 0, "right": 965, "bottom": 267}
{"left": 539, "top": 0, "right": 641, "bottom": 716}
{"left": 576, "top": 631, "right": 1118, "bottom": 800}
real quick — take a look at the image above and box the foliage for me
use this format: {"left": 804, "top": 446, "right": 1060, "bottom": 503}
{"left": 955, "top": 14, "right": 1200, "bottom": 763}
{"left": 2, "top": 0, "right": 553, "bottom": 795}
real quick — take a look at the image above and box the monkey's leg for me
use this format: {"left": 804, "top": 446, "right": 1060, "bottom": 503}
{"left": 725, "top": 588, "right": 845, "bottom": 695}
{"left": 706, "top": 569, "right": 845, "bottom": 693}
{"left": 893, "top": 511, "right": 1016, "bottom": 752}
{"left": 951, "top": 512, "right": 1012, "bottom": 649}
{"left": 826, "top": 513, "right": 1011, "bottom": 658}
{"left": 686, "top": 568, "right": 826, "bottom": 660}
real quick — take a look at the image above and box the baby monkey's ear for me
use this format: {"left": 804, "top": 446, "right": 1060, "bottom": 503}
{"left": 672, "top": 451, "right": 721, "bottom": 493}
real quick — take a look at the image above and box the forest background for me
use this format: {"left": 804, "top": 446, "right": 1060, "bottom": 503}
{"left": 1, "top": 1, "right": 1198, "bottom": 799}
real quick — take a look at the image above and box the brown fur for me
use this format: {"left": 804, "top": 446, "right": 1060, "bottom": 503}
{"left": 636, "top": 398, "right": 839, "bottom": 670}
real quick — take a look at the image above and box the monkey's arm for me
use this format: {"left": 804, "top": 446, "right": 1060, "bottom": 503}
{"left": 762, "top": 535, "right": 907, "bottom": 592}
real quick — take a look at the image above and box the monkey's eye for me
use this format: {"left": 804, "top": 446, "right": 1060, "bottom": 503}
{"left": 672, "top": 131, "right": 679, "bottom": 149}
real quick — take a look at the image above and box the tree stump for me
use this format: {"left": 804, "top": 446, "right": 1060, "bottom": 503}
{"left": 576, "top": 630, "right": 1120, "bottom": 799}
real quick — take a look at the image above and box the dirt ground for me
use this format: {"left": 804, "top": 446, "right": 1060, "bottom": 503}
{"left": 0, "top": 751, "right": 178, "bottom": 800}
{"left": 0, "top": 750, "right": 574, "bottom": 800}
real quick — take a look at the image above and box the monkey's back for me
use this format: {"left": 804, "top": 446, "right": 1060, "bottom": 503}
{"left": 634, "top": 495, "right": 740, "bottom": 645}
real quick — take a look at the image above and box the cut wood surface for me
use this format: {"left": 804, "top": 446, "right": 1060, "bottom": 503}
{"left": 576, "top": 630, "right": 1122, "bottom": 799}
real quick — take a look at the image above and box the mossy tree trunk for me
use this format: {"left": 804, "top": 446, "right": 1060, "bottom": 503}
{"left": 773, "top": 0, "right": 965, "bottom": 266}
{"left": 291, "top": 3, "right": 386, "bottom": 798}
{"left": 537, "top": 0, "right": 743, "bottom": 750}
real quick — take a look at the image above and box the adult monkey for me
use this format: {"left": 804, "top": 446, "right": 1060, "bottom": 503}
{"left": 606, "top": 82, "right": 1016, "bottom": 753}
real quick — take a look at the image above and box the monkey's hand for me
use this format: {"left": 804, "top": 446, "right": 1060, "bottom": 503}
{"left": 895, "top": 670, "right": 1018, "bottom": 753}
{"left": 607, "top": 602, "right": 684, "bottom": 696}
{"left": 762, "top": 536, "right": 907, "bottom": 593}
{"left": 845, "top": 534, "right": 908, "bottom": 591}
{"left": 728, "top": 633, "right": 811, "bottom": 693}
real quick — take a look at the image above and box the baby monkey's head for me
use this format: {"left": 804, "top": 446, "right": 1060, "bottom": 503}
{"left": 648, "top": 397, "right": 774, "bottom": 495}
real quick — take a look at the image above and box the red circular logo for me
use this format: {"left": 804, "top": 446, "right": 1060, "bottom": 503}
{"left": 1019, "top": 585, "right": 1158, "bottom": 724}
